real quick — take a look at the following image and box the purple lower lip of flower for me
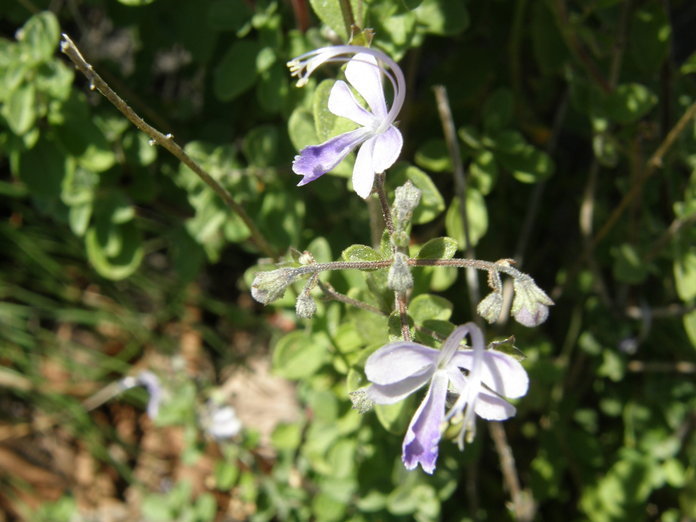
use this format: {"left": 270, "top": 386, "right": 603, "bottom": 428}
{"left": 292, "top": 128, "right": 369, "bottom": 186}
{"left": 402, "top": 371, "right": 449, "bottom": 474}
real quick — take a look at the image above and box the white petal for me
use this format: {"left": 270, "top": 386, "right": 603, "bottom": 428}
{"left": 452, "top": 350, "right": 529, "bottom": 399}
{"left": 371, "top": 125, "right": 403, "bottom": 173}
{"left": 352, "top": 138, "right": 377, "bottom": 198}
{"left": 328, "top": 80, "right": 375, "bottom": 128}
{"left": 474, "top": 389, "right": 517, "bottom": 420}
{"left": 366, "top": 372, "right": 431, "bottom": 405}
{"left": 365, "top": 341, "right": 439, "bottom": 385}
{"left": 345, "top": 53, "right": 388, "bottom": 119}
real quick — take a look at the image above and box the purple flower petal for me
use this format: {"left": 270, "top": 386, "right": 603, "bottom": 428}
{"left": 328, "top": 80, "right": 375, "bottom": 128}
{"left": 345, "top": 53, "right": 388, "bottom": 119}
{"left": 402, "top": 371, "right": 449, "bottom": 474}
{"left": 292, "top": 128, "right": 370, "bottom": 185}
{"left": 371, "top": 125, "right": 403, "bottom": 174}
{"left": 365, "top": 342, "right": 439, "bottom": 385}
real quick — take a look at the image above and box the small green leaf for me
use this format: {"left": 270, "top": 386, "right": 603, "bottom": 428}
{"left": 417, "top": 237, "right": 457, "bottom": 259}
{"left": 445, "top": 189, "right": 488, "bottom": 249}
{"left": 409, "top": 294, "right": 453, "bottom": 323}
{"left": 674, "top": 248, "right": 696, "bottom": 301}
{"left": 470, "top": 149, "right": 498, "bottom": 194}
{"left": 388, "top": 163, "right": 445, "bottom": 224}
{"left": 483, "top": 89, "right": 514, "bottom": 132}
{"left": 341, "top": 244, "right": 383, "bottom": 263}
{"left": 612, "top": 243, "right": 648, "bottom": 284}
{"left": 2, "top": 82, "right": 36, "bottom": 135}
{"left": 213, "top": 40, "right": 261, "bottom": 102}
{"left": 375, "top": 393, "right": 415, "bottom": 435}
{"left": 313, "top": 79, "right": 359, "bottom": 142}
{"left": 85, "top": 221, "right": 143, "bottom": 280}
{"left": 15, "top": 135, "right": 67, "bottom": 197}
{"left": 414, "top": 139, "right": 451, "bottom": 172}
{"left": 272, "top": 331, "right": 329, "bottom": 379}
{"left": 308, "top": 0, "right": 363, "bottom": 42}
{"left": 414, "top": 0, "right": 469, "bottom": 36}
{"left": 604, "top": 83, "right": 657, "bottom": 124}
{"left": 17, "top": 11, "right": 60, "bottom": 64}
{"left": 498, "top": 144, "right": 554, "bottom": 184}
{"left": 288, "top": 107, "right": 319, "bottom": 151}
{"left": 242, "top": 125, "right": 278, "bottom": 167}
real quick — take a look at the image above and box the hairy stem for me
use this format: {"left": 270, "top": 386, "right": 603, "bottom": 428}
{"left": 60, "top": 34, "right": 278, "bottom": 259}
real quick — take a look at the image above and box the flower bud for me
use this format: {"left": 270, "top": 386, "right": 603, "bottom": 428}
{"left": 387, "top": 252, "right": 413, "bottom": 292}
{"left": 511, "top": 275, "right": 554, "bottom": 327}
{"left": 251, "top": 268, "right": 297, "bottom": 304}
{"left": 477, "top": 291, "right": 503, "bottom": 324}
{"left": 295, "top": 293, "right": 317, "bottom": 319}
{"left": 393, "top": 181, "right": 422, "bottom": 226}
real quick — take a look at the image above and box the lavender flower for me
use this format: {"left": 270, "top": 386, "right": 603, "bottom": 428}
{"left": 365, "top": 323, "right": 528, "bottom": 474}
{"left": 288, "top": 46, "right": 405, "bottom": 198}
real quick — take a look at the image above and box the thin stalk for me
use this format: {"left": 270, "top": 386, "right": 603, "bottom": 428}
{"left": 433, "top": 85, "right": 481, "bottom": 312}
{"left": 60, "top": 34, "right": 278, "bottom": 259}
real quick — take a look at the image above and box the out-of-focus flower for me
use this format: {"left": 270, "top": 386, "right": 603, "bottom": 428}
{"left": 120, "top": 371, "right": 162, "bottom": 419}
{"left": 288, "top": 46, "right": 405, "bottom": 198}
{"left": 365, "top": 323, "right": 528, "bottom": 473}
{"left": 201, "top": 402, "right": 242, "bottom": 440}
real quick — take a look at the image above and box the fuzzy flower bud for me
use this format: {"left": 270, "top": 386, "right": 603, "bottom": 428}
{"left": 511, "top": 275, "right": 554, "bottom": 327}
{"left": 393, "top": 181, "right": 422, "bottom": 225}
{"left": 295, "top": 293, "right": 317, "bottom": 319}
{"left": 251, "top": 268, "right": 297, "bottom": 304}
{"left": 387, "top": 252, "right": 413, "bottom": 292}
{"left": 477, "top": 291, "right": 503, "bottom": 324}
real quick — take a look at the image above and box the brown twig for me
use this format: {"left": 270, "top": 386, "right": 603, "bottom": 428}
{"left": 60, "top": 34, "right": 278, "bottom": 259}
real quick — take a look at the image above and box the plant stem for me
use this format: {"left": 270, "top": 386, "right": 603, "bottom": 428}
{"left": 338, "top": 0, "right": 356, "bottom": 40}
{"left": 434, "top": 85, "right": 481, "bottom": 312}
{"left": 60, "top": 34, "right": 278, "bottom": 259}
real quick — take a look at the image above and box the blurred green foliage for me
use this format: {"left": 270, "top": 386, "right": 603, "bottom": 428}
{"left": 1, "top": 0, "right": 696, "bottom": 520}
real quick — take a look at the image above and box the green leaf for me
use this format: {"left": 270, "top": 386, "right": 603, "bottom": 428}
{"left": 272, "top": 331, "right": 329, "bottom": 379}
{"left": 288, "top": 107, "right": 319, "bottom": 151}
{"left": 85, "top": 221, "right": 143, "bottom": 280}
{"left": 116, "top": 0, "right": 156, "bottom": 5}
{"left": 2, "top": 82, "right": 36, "bottom": 135}
{"left": 271, "top": 422, "right": 302, "bottom": 451}
{"left": 313, "top": 79, "right": 359, "bottom": 143}
{"left": 674, "top": 248, "right": 696, "bottom": 301}
{"left": 629, "top": 3, "right": 670, "bottom": 74}
{"left": 409, "top": 294, "right": 452, "bottom": 323}
{"left": 341, "top": 244, "right": 383, "bottom": 264}
{"left": 213, "top": 40, "right": 261, "bottom": 102}
{"left": 414, "top": 139, "right": 451, "bottom": 172}
{"left": 16, "top": 11, "right": 60, "bottom": 65}
{"left": 498, "top": 143, "right": 554, "bottom": 183}
{"left": 242, "top": 125, "right": 278, "bottom": 167}
{"left": 612, "top": 243, "right": 648, "bottom": 284}
{"left": 470, "top": 149, "right": 498, "bottom": 194}
{"left": 414, "top": 0, "right": 469, "bottom": 36}
{"left": 445, "top": 189, "right": 488, "bottom": 249}
{"left": 308, "top": 0, "right": 363, "bottom": 42}
{"left": 68, "top": 201, "right": 92, "bottom": 237}
{"left": 207, "top": 0, "right": 254, "bottom": 32}
{"left": 257, "top": 62, "right": 290, "bottom": 114}
{"left": 388, "top": 163, "right": 445, "bottom": 224}
{"left": 61, "top": 166, "right": 98, "bottom": 206}
{"left": 483, "top": 88, "right": 514, "bottom": 132}
{"left": 15, "top": 135, "right": 67, "bottom": 197}
{"left": 603, "top": 83, "right": 657, "bottom": 124}
{"left": 375, "top": 393, "right": 415, "bottom": 435}
{"left": 417, "top": 237, "right": 457, "bottom": 259}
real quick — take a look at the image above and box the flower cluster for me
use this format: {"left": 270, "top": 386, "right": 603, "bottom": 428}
{"left": 362, "top": 323, "right": 528, "bottom": 473}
